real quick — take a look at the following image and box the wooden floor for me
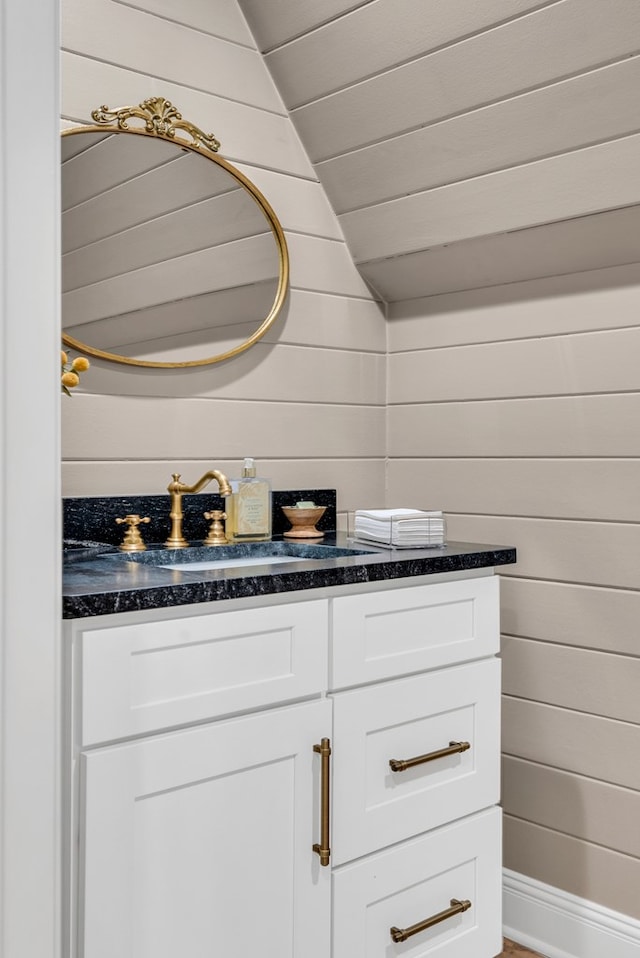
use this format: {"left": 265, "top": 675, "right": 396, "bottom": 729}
{"left": 499, "top": 939, "right": 545, "bottom": 957}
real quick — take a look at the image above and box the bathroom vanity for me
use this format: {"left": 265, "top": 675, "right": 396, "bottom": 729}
{"left": 63, "top": 534, "right": 515, "bottom": 958}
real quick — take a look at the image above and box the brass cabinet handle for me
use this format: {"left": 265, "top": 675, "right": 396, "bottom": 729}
{"left": 312, "top": 737, "right": 331, "bottom": 866}
{"left": 390, "top": 897, "right": 472, "bottom": 943}
{"left": 389, "top": 740, "right": 470, "bottom": 773}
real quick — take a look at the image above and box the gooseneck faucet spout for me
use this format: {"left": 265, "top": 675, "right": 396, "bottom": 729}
{"left": 166, "top": 469, "right": 232, "bottom": 548}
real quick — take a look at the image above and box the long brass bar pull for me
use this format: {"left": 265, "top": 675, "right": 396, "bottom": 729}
{"left": 390, "top": 898, "right": 472, "bottom": 943}
{"left": 389, "top": 740, "right": 470, "bottom": 773}
{"left": 312, "top": 738, "right": 331, "bottom": 866}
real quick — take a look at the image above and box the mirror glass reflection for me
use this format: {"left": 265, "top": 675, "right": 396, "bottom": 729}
{"left": 61, "top": 130, "right": 284, "bottom": 367}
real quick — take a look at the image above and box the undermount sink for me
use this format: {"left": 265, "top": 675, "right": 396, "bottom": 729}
{"left": 160, "top": 554, "right": 316, "bottom": 571}
{"left": 112, "top": 540, "right": 376, "bottom": 573}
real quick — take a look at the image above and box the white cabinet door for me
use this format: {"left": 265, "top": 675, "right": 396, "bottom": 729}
{"left": 79, "top": 699, "right": 331, "bottom": 958}
{"left": 333, "top": 807, "right": 502, "bottom": 958}
{"left": 331, "top": 658, "right": 500, "bottom": 864}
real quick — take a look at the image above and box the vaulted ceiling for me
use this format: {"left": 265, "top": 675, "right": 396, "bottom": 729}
{"left": 239, "top": 0, "right": 640, "bottom": 302}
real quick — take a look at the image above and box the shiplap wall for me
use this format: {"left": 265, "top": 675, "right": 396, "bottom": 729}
{"left": 243, "top": 0, "right": 640, "bottom": 302}
{"left": 387, "top": 268, "right": 640, "bottom": 919}
{"left": 241, "top": 0, "right": 640, "bottom": 925}
{"left": 60, "top": 0, "right": 386, "bottom": 515}
{"left": 62, "top": 0, "right": 640, "bottom": 929}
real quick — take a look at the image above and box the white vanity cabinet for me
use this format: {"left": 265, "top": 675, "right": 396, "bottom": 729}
{"left": 65, "top": 570, "right": 503, "bottom": 958}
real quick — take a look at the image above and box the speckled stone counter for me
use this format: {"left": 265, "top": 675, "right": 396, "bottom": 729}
{"left": 63, "top": 535, "right": 516, "bottom": 619}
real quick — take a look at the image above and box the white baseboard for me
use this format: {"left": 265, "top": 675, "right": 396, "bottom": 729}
{"left": 503, "top": 869, "right": 640, "bottom": 958}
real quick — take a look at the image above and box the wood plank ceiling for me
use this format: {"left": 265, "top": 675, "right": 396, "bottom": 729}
{"left": 239, "top": 0, "right": 640, "bottom": 302}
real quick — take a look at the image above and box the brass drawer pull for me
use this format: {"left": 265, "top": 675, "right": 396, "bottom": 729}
{"left": 390, "top": 897, "right": 472, "bottom": 943}
{"left": 312, "top": 737, "right": 331, "bottom": 866}
{"left": 389, "top": 740, "right": 470, "bottom": 773}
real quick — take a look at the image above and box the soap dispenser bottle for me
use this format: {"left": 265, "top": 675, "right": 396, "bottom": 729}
{"left": 226, "top": 458, "right": 272, "bottom": 542}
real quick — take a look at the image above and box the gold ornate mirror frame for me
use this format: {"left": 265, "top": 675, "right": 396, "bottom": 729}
{"left": 61, "top": 98, "right": 289, "bottom": 368}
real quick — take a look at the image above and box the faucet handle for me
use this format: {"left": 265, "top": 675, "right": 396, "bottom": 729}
{"left": 116, "top": 514, "right": 151, "bottom": 552}
{"left": 203, "top": 510, "right": 228, "bottom": 547}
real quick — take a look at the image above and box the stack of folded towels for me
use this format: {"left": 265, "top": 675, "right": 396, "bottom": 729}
{"left": 354, "top": 508, "right": 446, "bottom": 548}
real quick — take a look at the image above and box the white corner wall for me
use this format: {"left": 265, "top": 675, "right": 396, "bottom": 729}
{"left": 0, "top": 1, "right": 61, "bottom": 956}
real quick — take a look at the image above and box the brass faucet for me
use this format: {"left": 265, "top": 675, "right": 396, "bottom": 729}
{"left": 166, "top": 469, "right": 232, "bottom": 548}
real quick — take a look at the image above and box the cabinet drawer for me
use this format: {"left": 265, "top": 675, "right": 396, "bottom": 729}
{"left": 78, "top": 600, "right": 328, "bottom": 745}
{"left": 330, "top": 575, "right": 499, "bottom": 688}
{"left": 331, "top": 658, "right": 500, "bottom": 864}
{"left": 333, "top": 807, "right": 502, "bottom": 958}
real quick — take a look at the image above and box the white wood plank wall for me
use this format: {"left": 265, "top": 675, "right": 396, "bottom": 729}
{"left": 240, "top": 0, "right": 640, "bottom": 922}
{"left": 60, "top": 0, "right": 386, "bottom": 517}
{"left": 242, "top": 0, "right": 640, "bottom": 302}
{"left": 387, "top": 267, "right": 640, "bottom": 919}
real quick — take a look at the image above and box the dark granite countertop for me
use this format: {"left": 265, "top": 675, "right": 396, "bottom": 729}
{"left": 63, "top": 534, "right": 516, "bottom": 619}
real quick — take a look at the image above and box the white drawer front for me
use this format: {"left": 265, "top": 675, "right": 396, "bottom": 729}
{"left": 330, "top": 575, "right": 499, "bottom": 688}
{"left": 332, "top": 657, "right": 500, "bottom": 864}
{"left": 332, "top": 807, "right": 502, "bottom": 958}
{"left": 79, "top": 600, "right": 328, "bottom": 745}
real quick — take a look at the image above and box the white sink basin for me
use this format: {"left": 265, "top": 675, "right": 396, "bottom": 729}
{"left": 159, "top": 555, "right": 313, "bottom": 572}
{"left": 103, "top": 541, "right": 376, "bottom": 575}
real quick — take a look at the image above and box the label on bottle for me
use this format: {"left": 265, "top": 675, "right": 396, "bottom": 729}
{"left": 236, "top": 481, "right": 270, "bottom": 536}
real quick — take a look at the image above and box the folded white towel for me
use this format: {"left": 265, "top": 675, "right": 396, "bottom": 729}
{"left": 356, "top": 508, "right": 441, "bottom": 521}
{"left": 354, "top": 508, "right": 445, "bottom": 547}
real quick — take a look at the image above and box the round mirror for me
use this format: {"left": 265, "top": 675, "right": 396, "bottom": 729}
{"left": 61, "top": 98, "right": 289, "bottom": 368}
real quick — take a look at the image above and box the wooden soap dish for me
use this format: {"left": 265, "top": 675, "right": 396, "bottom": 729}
{"left": 281, "top": 505, "right": 326, "bottom": 538}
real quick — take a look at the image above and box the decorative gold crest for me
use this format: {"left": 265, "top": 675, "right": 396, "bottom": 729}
{"left": 91, "top": 97, "right": 221, "bottom": 152}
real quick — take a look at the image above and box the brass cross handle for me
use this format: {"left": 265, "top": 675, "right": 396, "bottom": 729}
{"left": 115, "top": 514, "right": 151, "bottom": 552}
{"left": 203, "top": 510, "right": 228, "bottom": 546}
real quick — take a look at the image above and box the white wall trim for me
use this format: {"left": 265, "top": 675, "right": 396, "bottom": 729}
{"left": 0, "top": 1, "right": 61, "bottom": 956}
{"left": 503, "top": 869, "right": 640, "bottom": 958}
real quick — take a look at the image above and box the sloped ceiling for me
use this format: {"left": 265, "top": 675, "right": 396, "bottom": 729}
{"left": 239, "top": 0, "right": 640, "bottom": 302}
